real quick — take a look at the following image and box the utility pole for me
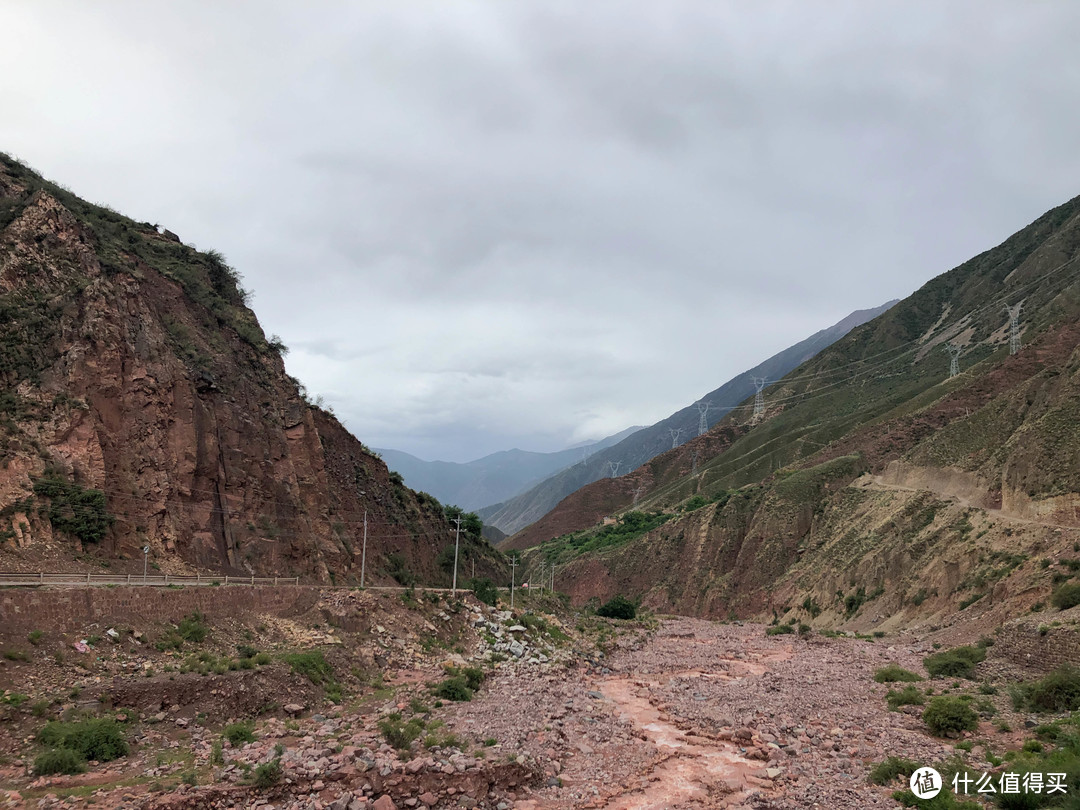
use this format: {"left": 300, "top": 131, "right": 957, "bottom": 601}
{"left": 451, "top": 517, "right": 462, "bottom": 596}
{"left": 669, "top": 427, "right": 683, "bottom": 449}
{"left": 697, "top": 401, "right": 711, "bottom": 436}
{"left": 944, "top": 342, "right": 962, "bottom": 379}
{"left": 142, "top": 545, "right": 149, "bottom": 582}
{"left": 360, "top": 508, "right": 369, "bottom": 587}
{"left": 752, "top": 377, "right": 767, "bottom": 418}
{"left": 358, "top": 490, "right": 368, "bottom": 587}
{"left": 1005, "top": 303, "right": 1023, "bottom": 355}
{"left": 510, "top": 556, "right": 518, "bottom": 609}
{"left": 550, "top": 563, "right": 554, "bottom": 592}
{"left": 539, "top": 560, "right": 546, "bottom": 594}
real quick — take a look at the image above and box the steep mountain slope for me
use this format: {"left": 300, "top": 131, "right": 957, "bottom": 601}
{"left": 0, "top": 154, "right": 502, "bottom": 585}
{"left": 483, "top": 301, "right": 896, "bottom": 537}
{"left": 521, "top": 192, "right": 1080, "bottom": 626}
{"left": 375, "top": 426, "right": 641, "bottom": 512}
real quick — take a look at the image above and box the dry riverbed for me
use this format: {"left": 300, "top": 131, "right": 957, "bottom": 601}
{"left": 3, "top": 600, "right": 1013, "bottom": 810}
{"left": 451, "top": 618, "right": 961, "bottom": 810}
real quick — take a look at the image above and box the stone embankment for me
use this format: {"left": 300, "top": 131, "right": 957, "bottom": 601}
{"left": 0, "top": 585, "right": 319, "bottom": 634}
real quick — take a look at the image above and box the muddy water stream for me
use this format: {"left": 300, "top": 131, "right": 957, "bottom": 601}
{"left": 597, "top": 675, "right": 770, "bottom": 809}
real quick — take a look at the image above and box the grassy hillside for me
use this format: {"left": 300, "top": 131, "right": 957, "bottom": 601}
{"left": 522, "top": 192, "right": 1080, "bottom": 628}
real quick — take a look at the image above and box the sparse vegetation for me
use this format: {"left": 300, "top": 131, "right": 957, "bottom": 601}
{"left": 383, "top": 552, "right": 416, "bottom": 587}
{"left": 432, "top": 675, "right": 473, "bottom": 702}
{"left": 431, "top": 664, "right": 486, "bottom": 703}
{"left": 38, "top": 718, "right": 129, "bottom": 762}
{"left": 32, "top": 473, "right": 114, "bottom": 543}
{"left": 223, "top": 722, "right": 256, "bottom": 746}
{"left": 253, "top": 758, "right": 283, "bottom": 788}
{"left": 1013, "top": 666, "right": 1080, "bottom": 713}
{"left": 886, "top": 686, "right": 926, "bottom": 711}
{"left": 875, "top": 664, "right": 922, "bottom": 683}
{"left": 379, "top": 712, "right": 425, "bottom": 751}
{"left": 282, "top": 650, "right": 334, "bottom": 685}
{"left": 596, "top": 594, "right": 637, "bottom": 620}
{"left": 922, "top": 696, "right": 978, "bottom": 736}
{"left": 766, "top": 623, "right": 795, "bottom": 636}
{"left": 924, "top": 645, "right": 986, "bottom": 679}
{"left": 468, "top": 577, "right": 499, "bottom": 606}
{"left": 537, "top": 510, "right": 673, "bottom": 564}
{"left": 868, "top": 756, "right": 920, "bottom": 785}
{"left": 1051, "top": 583, "right": 1080, "bottom": 611}
{"left": 177, "top": 612, "right": 209, "bottom": 642}
{"left": 801, "top": 596, "right": 822, "bottom": 618}
{"left": 33, "top": 748, "right": 87, "bottom": 776}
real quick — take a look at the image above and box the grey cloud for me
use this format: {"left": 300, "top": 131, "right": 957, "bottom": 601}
{"left": 2, "top": 1, "right": 1079, "bottom": 461}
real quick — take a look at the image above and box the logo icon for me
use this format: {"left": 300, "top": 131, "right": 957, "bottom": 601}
{"left": 911, "top": 767, "right": 942, "bottom": 799}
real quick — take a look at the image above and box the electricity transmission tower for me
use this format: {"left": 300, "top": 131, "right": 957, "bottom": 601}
{"left": 607, "top": 460, "right": 621, "bottom": 478}
{"left": 633, "top": 484, "right": 646, "bottom": 506}
{"left": 1005, "top": 303, "right": 1023, "bottom": 355}
{"left": 691, "top": 447, "right": 700, "bottom": 475}
{"left": 669, "top": 427, "right": 683, "bottom": 449}
{"left": 697, "top": 402, "right": 711, "bottom": 435}
{"left": 752, "top": 377, "right": 767, "bottom": 418}
{"left": 944, "top": 342, "right": 962, "bottom": 378}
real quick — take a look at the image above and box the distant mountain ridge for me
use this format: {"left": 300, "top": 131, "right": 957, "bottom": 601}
{"left": 481, "top": 301, "right": 898, "bottom": 537}
{"left": 375, "top": 426, "right": 642, "bottom": 512}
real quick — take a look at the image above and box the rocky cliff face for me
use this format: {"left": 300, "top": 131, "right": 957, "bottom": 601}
{"left": 0, "top": 155, "right": 493, "bottom": 584}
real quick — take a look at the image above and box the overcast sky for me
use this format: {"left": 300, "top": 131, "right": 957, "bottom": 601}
{"left": 3, "top": 2, "right": 1080, "bottom": 461}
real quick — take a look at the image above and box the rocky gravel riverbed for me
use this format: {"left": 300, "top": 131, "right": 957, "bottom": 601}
{"left": 4, "top": 605, "right": 1019, "bottom": 810}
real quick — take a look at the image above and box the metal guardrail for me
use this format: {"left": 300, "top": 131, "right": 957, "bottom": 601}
{"left": 0, "top": 572, "right": 300, "bottom": 588}
{"left": 0, "top": 574, "right": 500, "bottom": 594}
